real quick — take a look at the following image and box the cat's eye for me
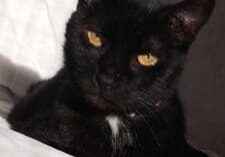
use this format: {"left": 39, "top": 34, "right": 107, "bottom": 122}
{"left": 87, "top": 31, "right": 102, "bottom": 48}
{"left": 137, "top": 53, "right": 158, "bottom": 67}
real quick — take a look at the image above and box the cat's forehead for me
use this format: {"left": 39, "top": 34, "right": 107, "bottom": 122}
{"left": 84, "top": 0, "right": 161, "bottom": 10}
{"left": 83, "top": 0, "right": 161, "bottom": 19}
{"left": 79, "top": 0, "right": 163, "bottom": 36}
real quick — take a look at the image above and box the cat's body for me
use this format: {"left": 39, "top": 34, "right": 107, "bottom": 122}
{"left": 8, "top": 0, "right": 215, "bottom": 157}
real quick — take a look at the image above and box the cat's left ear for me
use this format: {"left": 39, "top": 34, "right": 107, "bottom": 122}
{"left": 78, "top": 0, "right": 100, "bottom": 8}
{"left": 77, "top": 0, "right": 91, "bottom": 8}
{"left": 166, "top": 0, "right": 215, "bottom": 42}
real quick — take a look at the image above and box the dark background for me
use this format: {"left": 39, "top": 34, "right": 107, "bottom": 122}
{"left": 164, "top": 0, "right": 225, "bottom": 156}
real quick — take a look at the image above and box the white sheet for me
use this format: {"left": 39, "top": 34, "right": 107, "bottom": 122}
{"left": 0, "top": 0, "right": 77, "bottom": 96}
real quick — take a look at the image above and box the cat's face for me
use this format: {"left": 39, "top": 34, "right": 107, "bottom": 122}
{"left": 64, "top": 0, "right": 213, "bottom": 115}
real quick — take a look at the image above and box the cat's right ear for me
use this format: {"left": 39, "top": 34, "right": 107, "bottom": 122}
{"left": 166, "top": 0, "right": 215, "bottom": 43}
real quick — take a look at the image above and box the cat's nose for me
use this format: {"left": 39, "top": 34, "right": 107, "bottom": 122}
{"left": 97, "top": 70, "right": 119, "bottom": 89}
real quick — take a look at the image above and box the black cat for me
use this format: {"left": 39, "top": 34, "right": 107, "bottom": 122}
{"left": 8, "top": 0, "right": 215, "bottom": 157}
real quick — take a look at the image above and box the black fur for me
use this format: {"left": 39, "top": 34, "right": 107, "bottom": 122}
{"left": 8, "top": 0, "right": 214, "bottom": 157}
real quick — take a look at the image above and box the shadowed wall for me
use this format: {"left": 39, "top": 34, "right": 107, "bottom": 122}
{"left": 172, "top": 0, "right": 225, "bottom": 156}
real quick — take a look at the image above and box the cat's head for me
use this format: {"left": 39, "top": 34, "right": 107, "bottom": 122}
{"left": 64, "top": 0, "right": 214, "bottom": 153}
{"left": 65, "top": 0, "right": 214, "bottom": 113}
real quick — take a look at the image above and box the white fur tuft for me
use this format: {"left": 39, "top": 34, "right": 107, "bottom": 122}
{"left": 106, "top": 115, "right": 121, "bottom": 138}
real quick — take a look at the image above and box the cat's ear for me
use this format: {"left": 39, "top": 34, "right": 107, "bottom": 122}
{"left": 166, "top": 0, "right": 215, "bottom": 42}
{"left": 78, "top": 0, "right": 92, "bottom": 5}
{"left": 77, "top": 0, "right": 100, "bottom": 8}
{"left": 77, "top": 0, "right": 91, "bottom": 8}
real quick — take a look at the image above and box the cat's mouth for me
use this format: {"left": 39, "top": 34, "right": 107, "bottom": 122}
{"left": 84, "top": 92, "right": 155, "bottom": 122}
{"left": 84, "top": 90, "right": 161, "bottom": 121}
{"left": 85, "top": 92, "right": 143, "bottom": 120}
{"left": 84, "top": 92, "right": 120, "bottom": 111}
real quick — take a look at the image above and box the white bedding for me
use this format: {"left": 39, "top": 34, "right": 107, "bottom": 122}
{"left": 0, "top": 0, "right": 77, "bottom": 96}
{"left": 0, "top": 0, "right": 77, "bottom": 156}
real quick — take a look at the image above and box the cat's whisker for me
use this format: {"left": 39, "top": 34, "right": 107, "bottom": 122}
{"left": 137, "top": 98, "right": 161, "bottom": 121}
{"left": 131, "top": 88, "right": 165, "bottom": 124}
{"left": 137, "top": 98, "right": 170, "bottom": 130}
{"left": 135, "top": 109, "right": 161, "bottom": 149}
{"left": 128, "top": 124, "right": 142, "bottom": 149}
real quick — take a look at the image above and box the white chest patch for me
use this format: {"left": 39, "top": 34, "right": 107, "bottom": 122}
{"left": 106, "top": 115, "right": 121, "bottom": 138}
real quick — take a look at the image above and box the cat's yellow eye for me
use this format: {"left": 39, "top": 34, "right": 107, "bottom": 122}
{"left": 137, "top": 53, "right": 158, "bottom": 67}
{"left": 87, "top": 31, "right": 102, "bottom": 48}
